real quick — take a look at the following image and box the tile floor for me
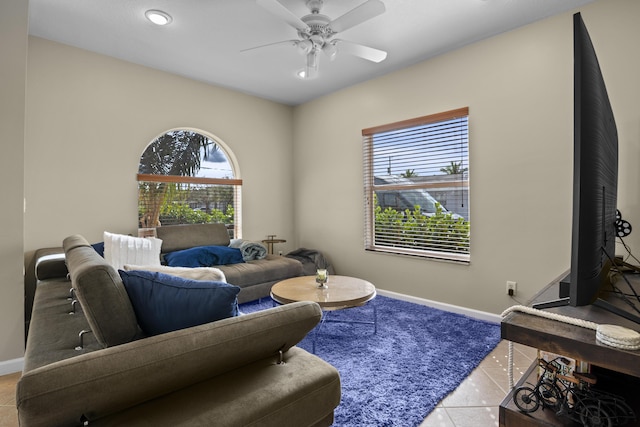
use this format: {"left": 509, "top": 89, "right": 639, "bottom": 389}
{"left": 420, "top": 340, "right": 538, "bottom": 427}
{"left": 0, "top": 340, "right": 536, "bottom": 427}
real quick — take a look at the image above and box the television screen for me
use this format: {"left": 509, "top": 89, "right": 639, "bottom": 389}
{"left": 532, "top": 13, "right": 640, "bottom": 323}
{"left": 570, "top": 11, "right": 618, "bottom": 307}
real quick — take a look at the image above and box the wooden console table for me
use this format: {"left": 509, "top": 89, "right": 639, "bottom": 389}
{"left": 500, "top": 271, "right": 640, "bottom": 426}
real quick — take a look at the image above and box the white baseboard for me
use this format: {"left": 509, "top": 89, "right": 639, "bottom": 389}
{"left": 377, "top": 289, "right": 501, "bottom": 324}
{"left": 0, "top": 357, "right": 23, "bottom": 376}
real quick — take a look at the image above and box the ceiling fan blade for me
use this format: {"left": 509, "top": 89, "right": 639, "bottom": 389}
{"left": 240, "top": 40, "right": 299, "bottom": 53}
{"left": 256, "top": 0, "right": 310, "bottom": 32}
{"left": 334, "top": 40, "right": 387, "bottom": 63}
{"left": 329, "top": 0, "right": 385, "bottom": 33}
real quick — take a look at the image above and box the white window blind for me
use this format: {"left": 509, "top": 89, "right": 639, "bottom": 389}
{"left": 363, "top": 107, "right": 470, "bottom": 262}
{"left": 137, "top": 174, "right": 242, "bottom": 239}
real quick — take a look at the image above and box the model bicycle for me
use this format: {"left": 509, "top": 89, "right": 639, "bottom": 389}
{"left": 513, "top": 357, "right": 636, "bottom": 426}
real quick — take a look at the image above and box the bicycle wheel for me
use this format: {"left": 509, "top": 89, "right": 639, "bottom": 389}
{"left": 538, "top": 380, "right": 562, "bottom": 411}
{"left": 602, "top": 397, "right": 635, "bottom": 425}
{"left": 591, "top": 390, "right": 636, "bottom": 425}
{"left": 580, "top": 402, "right": 613, "bottom": 427}
{"left": 513, "top": 386, "right": 540, "bottom": 413}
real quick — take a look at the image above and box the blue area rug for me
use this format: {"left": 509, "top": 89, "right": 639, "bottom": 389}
{"left": 240, "top": 295, "right": 501, "bottom": 427}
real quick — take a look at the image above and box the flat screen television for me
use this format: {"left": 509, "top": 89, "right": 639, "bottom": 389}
{"left": 533, "top": 13, "right": 640, "bottom": 323}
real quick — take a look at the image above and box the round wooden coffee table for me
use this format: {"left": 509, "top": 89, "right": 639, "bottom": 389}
{"left": 271, "top": 275, "right": 377, "bottom": 352}
{"left": 271, "top": 275, "right": 376, "bottom": 310}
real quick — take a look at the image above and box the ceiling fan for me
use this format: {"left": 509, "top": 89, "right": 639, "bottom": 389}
{"left": 244, "top": 0, "right": 387, "bottom": 79}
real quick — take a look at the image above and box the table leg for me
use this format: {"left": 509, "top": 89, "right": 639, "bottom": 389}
{"left": 311, "top": 302, "right": 377, "bottom": 353}
{"left": 312, "top": 311, "right": 330, "bottom": 354}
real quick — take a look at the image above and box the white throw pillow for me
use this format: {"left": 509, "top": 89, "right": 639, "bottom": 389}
{"left": 123, "top": 264, "right": 226, "bottom": 283}
{"left": 103, "top": 231, "right": 162, "bottom": 271}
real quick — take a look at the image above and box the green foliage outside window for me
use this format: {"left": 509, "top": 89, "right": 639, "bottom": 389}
{"left": 374, "top": 201, "right": 470, "bottom": 253}
{"left": 159, "top": 203, "right": 234, "bottom": 225}
{"left": 139, "top": 182, "right": 235, "bottom": 227}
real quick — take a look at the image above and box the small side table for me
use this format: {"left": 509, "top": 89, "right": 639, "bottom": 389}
{"left": 262, "top": 235, "right": 286, "bottom": 255}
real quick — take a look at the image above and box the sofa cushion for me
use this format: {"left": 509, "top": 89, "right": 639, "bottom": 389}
{"left": 123, "top": 264, "right": 227, "bottom": 282}
{"left": 164, "top": 245, "right": 244, "bottom": 267}
{"left": 219, "top": 254, "right": 304, "bottom": 287}
{"left": 24, "top": 279, "right": 102, "bottom": 372}
{"left": 85, "top": 347, "right": 341, "bottom": 427}
{"left": 156, "top": 223, "right": 231, "bottom": 253}
{"left": 119, "top": 270, "right": 240, "bottom": 335}
{"left": 64, "top": 236, "right": 141, "bottom": 347}
{"left": 103, "top": 231, "right": 162, "bottom": 270}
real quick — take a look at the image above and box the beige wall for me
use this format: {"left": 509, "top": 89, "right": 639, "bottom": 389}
{"left": 292, "top": 0, "right": 640, "bottom": 314}
{"left": 0, "top": 0, "right": 28, "bottom": 369}
{"left": 24, "top": 38, "right": 295, "bottom": 252}
{"left": 1, "top": 0, "right": 638, "bottom": 368}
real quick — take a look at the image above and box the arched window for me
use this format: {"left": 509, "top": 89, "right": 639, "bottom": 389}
{"left": 137, "top": 129, "right": 242, "bottom": 238}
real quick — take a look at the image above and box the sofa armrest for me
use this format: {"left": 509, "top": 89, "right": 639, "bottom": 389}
{"left": 34, "top": 248, "right": 67, "bottom": 281}
{"left": 17, "top": 301, "right": 321, "bottom": 427}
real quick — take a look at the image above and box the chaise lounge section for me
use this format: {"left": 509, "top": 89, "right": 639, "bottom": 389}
{"left": 155, "top": 223, "right": 307, "bottom": 303}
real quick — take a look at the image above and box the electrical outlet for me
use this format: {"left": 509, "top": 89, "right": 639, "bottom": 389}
{"left": 506, "top": 281, "right": 517, "bottom": 296}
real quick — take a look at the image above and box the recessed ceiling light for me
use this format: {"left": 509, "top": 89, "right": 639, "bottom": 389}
{"left": 145, "top": 10, "right": 172, "bottom": 26}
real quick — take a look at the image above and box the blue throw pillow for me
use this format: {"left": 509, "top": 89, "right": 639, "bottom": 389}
{"left": 92, "top": 242, "right": 104, "bottom": 257}
{"left": 119, "top": 270, "right": 241, "bottom": 335}
{"left": 164, "top": 245, "right": 244, "bottom": 267}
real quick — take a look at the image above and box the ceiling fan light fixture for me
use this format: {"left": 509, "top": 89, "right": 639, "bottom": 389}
{"left": 306, "top": 50, "right": 318, "bottom": 69}
{"left": 297, "top": 52, "right": 318, "bottom": 80}
{"left": 323, "top": 42, "right": 338, "bottom": 61}
{"left": 145, "top": 10, "right": 172, "bottom": 26}
{"left": 296, "top": 39, "right": 313, "bottom": 55}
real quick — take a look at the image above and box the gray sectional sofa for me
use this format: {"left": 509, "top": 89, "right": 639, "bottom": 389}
{"left": 17, "top": 229, "right": 341, "bottom": 426}
{"left": 24, "top": 223, "right": 331, "bottom": 334}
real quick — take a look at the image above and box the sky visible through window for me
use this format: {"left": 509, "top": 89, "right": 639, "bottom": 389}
{"left": 197, "top": 145, "right": 233, "bottom": 179}
{"left": 372, "top": 118, "right": 468, "bottom": 178}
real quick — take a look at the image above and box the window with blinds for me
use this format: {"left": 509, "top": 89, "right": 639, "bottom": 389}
{"left": 362, "top": 107, "right": 470, "bottom": 263}
{"left": 137, "top": 129, "right": 242, "bottom": 238}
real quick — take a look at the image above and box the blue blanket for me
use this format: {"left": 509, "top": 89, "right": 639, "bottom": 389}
{"left": 164, "top": 245, "right": 244, "bottom": 267}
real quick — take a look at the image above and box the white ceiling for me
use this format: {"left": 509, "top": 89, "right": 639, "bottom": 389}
{"left": 28, "top": 0, "right": 596, "bottom": 106}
